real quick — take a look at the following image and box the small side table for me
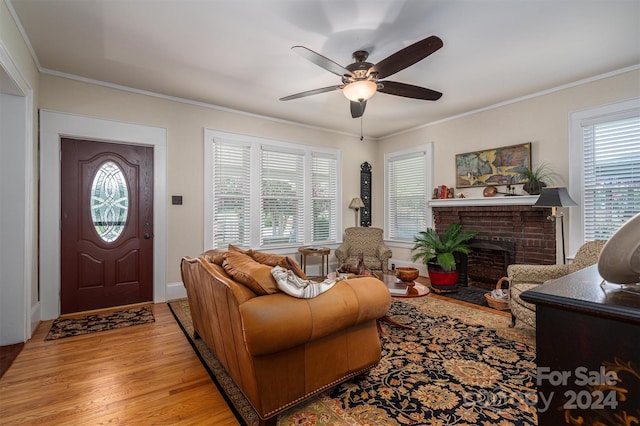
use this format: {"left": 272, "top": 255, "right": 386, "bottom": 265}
{"left": 297, "top": 247, "right": 331, "bottom": 278}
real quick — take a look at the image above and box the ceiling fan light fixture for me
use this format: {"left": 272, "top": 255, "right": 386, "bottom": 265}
{"left": 342, "top": 80, "right": 377, "bottom": 102}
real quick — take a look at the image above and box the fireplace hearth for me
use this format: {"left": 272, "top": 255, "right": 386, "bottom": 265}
{"left": 431, "top": 200, "right": 556, "bottom": 289}
{"left": 457, "top": 239, "right": 516, "bottom": 289}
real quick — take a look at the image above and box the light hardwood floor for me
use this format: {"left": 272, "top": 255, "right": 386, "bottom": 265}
{"left": 0, "top": 303, "right": 239, "bottom": 425}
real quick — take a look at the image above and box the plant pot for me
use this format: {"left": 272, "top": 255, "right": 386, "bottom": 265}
{"left": 523, "top": 181, "right": 546, "bottom": 195}
{"left": 427, "top": 263, "right": 459, "bottom": 290}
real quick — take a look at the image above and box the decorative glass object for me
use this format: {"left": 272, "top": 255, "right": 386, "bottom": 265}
{"left": 91, "top": 161, "right": 129, "bottom": 242}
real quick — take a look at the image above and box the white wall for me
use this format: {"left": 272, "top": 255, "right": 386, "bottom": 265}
{"left": 379, "top": 69, "right": 640, "bottom": 263}
{"left": 2, "top": 0, "right": 638, "bottom": 341}
{"left": 0, "top": 0, "right": 39, "bottom": 343}
{"left": 38, "top": 74, "right": 377, "bottom": 285}
{"left": 0, "top": 92, "right": 29, "bottom": 344}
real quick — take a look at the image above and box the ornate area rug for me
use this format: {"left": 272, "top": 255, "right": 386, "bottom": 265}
{"left": 45, "top": 306, "right": 155, "bottom": 340}
{"left": 169, "top": 296, "right": 536, "bottom": 425}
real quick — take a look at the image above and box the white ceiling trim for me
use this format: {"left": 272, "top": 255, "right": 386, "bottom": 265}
{"left": 384, "top": 63, "right": 640, "bottom": 139}
{"left": 5, "top": 0, "right": 41, "bottom": 70}
{"left": 40, "top": 67, "right": 370, "bottom": 140}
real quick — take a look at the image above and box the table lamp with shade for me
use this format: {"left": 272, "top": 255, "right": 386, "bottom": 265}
{"left": 348, "top": 197, "right": 365, "bottom": 227}
{"left": 533, "top": 187, "right": 577, "bottom": 264}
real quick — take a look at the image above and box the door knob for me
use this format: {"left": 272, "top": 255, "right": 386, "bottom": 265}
{"left": 144, "top": 233, "right": 151, "bottom": 239}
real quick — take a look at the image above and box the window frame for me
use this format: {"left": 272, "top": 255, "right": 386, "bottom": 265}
{"left": 384, "top": 143, "right": 433, "bottom": 248}
{"left": 568, "top": 97, "right": 640, "bottom": 256}
{"left": 204, "top": 129, "right": 342, "bottom": 252}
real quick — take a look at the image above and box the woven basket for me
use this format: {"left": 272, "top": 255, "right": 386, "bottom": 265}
{"left": 485, "top": 277, "right": 510, "bottom": 310}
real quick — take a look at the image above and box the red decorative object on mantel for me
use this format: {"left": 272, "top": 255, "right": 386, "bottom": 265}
{"left": 433, "top": 185, "right": 455, "bottom": 199}
{"left": 440, "top": 185, "right": 447, "bottom": 199}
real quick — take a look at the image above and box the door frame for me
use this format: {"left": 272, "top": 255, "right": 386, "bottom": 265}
{"left": 40, "top": 110, "right": 167, "bottom": 320}
{"left": 0, "top": 42, "right": 34, "bottom": 344}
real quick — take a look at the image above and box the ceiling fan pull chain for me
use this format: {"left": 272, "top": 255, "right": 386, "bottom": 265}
{"left": 360, "top": 116, "right": 364, "bottom": 141}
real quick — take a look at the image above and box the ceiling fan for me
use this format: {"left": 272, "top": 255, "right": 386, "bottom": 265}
{"left": 280, "top": 35, "right": 444, "bottom": 119}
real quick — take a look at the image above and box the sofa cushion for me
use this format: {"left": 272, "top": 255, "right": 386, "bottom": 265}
{"left": 223, "top": 251, "right": 279, "bottom": 295}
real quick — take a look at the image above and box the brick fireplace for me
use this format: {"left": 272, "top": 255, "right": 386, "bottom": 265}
{"left": 430, "top": 198, "right": 556, "bottom": 288}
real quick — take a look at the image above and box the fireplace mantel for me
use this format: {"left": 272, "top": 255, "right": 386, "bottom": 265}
{"left": 429, "top": 195, "right": 538, "bottom": 207}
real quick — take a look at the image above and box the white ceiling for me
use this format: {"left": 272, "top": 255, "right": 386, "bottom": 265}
{"left": 9, "top": 0, "right": 640, "bottom": 139}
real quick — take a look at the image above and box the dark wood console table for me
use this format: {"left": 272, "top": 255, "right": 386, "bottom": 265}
{"left": 521, "top": 265, "right": 640, "bottom": 424}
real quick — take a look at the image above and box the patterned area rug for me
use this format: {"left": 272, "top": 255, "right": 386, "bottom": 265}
{"left": 45, "top": 306, "right": 155, "bottom": 340}
{"left": 168, "top": 296, "right": 536, "bottom": 425}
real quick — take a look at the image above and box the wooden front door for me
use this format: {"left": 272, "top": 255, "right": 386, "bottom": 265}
{"left": 61, "top": 138, "right": 153, "bottom": 314}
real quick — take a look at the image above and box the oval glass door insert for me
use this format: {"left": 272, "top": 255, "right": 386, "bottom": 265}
{"left": 90, "top": 161, "right": 129, "bottom": 242}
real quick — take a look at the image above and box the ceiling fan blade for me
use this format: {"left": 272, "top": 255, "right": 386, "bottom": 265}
{"left": 350, "top": 100, "right": 366, "bottom": 118}
{"left": 292, "top": 46, "right": 354, "bottom": 78}
{"left": 378, "top": 81, "right": 442, "bottom": 100}
{"left": 280, "top": 85, "right": 342, "bottom": 101}
{"left": 368, "top": 35, "right": 443, "bottom": 80}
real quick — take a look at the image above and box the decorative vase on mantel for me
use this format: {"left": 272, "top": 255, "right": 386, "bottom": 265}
{"left": 523, "top": 180, "right": 547, "bottom": 195}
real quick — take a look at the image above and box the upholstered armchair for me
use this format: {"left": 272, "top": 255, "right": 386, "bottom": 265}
{"left": 335, "top": 227, "right": 392, "bottom": 274}
{"left": 507, "top": 240, "right": 607, "bottom": 328}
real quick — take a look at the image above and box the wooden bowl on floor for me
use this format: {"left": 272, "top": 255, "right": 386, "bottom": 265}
{"left": 396, "top": 267, "right": 419, "bottom": 282}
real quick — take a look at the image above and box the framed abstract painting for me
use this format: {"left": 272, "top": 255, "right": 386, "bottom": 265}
{"left": 455, "top": 142, "right": 531, "bottom": 188}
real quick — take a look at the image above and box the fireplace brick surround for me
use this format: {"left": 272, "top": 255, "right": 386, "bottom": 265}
{"left": 431, "top": 200, "right": 556, "bottom": 287}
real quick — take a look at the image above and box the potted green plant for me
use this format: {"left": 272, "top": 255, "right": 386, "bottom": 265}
{"left": 411, "top": 224, "right": 477, "bottom": 291}
{"left": 520, "top": 162, "right": 556, "bottom": 195}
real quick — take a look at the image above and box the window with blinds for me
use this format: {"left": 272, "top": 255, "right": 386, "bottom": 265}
{"left": 212, "top": 141, "right": 251, "bottom": 248}
{"left": 260, "top": 147, "right": 304, "bottom": 246}
{"left": 582, "top": 114, "right": 640, "bottom": 240}
{"left": 386, "top": 149, "right": 429, "bottom": 241}
{"left": 205, "top": 129, "right": 341, "bottom": 250}
{"left": 311, "top": 153, "right": 338, "bottom": 243}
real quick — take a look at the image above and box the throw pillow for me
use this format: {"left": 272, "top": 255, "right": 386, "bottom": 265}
{"left": 285, "top": 256, "right": 307, "bottom": 279}
{"left": 203, "top": 249, "right": 226, "bottom": 266}
{"left": 223, "top": 251, "right": 279, "bottom": 295}
{"left": 250, "top": 250, "right": 308, "bottom": 280}
{"left": 228, "top": 244, "right": 253, "bottom": 256}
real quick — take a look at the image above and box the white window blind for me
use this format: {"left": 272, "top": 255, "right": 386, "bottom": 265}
{"left": 311, "top": 153, "right": 338, "bottom": 243}
{"left": 582, "top": 115, "right": 640, "bottom": 240}
{"left": 212, "top": 140, "right": 251, "bottom": 248}
{"left": 206, "top": 129, "right": 341, "bottom": 250}
{"left": 387, "top": 151, "right": 428, "bottom": 241}
{"left": 260, "top": 147, "right": 305, "bottom": 246}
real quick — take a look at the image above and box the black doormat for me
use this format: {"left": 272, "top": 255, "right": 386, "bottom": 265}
{"left": 45, "top": 306, "right": 155, "bottom": 340}
{"left": 440, "top": 285, "right": 496, "bottom": 308}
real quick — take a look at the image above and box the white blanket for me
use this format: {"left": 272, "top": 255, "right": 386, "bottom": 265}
{"left": 271, "top": 266, "right": 342, "bottom": 298}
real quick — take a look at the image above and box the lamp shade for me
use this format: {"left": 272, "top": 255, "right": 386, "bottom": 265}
{"left": 342, "top": 81, "right": 377, "bottom": 102}
{"left": 348, "top": 197, "right": 365, "bottom": 209}
{"left": 533, "top": 187, "right": 577, "bottom": 208}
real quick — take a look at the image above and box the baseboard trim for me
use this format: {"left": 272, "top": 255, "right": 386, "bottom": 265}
{"left": 166, "top": 282, "right": 187, "bottom": 301}
{"left": 30, "top": 301, "right": 41, "bottom": 339}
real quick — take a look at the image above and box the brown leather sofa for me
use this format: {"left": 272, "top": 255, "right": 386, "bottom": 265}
{"left": 180, "top": 248, "right": 391, "bottom": 425}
